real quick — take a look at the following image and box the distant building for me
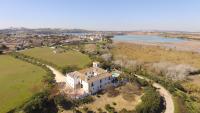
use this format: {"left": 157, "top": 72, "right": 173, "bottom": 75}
{"left": 65, "top": 62, "right": 113, "bottom": 96}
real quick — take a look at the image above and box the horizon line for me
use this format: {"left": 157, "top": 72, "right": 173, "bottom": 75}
{"left": 0, "top": 27, "right": 199, "bottom": 33}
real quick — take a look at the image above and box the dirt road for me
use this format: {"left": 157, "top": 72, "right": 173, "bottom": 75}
{"left": 135, "top": 74, "right": 174, "bottom": 113}
{"left": 46, "top": 65, "right": 66, "bottom": 83}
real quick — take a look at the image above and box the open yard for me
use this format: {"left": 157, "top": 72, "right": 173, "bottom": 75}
{"left": 82, "top": 93, "right": 141, "bottom": 112}
{"left": 0, "top": 55, "right": 46, "bottom": 113}
{"left": 63, "top": 83, "right": 142, "bottom": 113}
{"left": 21, "top": 47, "right": 91, "bottom": 68}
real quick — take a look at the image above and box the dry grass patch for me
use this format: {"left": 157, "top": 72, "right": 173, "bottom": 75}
{"left": 82, "top": 93, "right": 141, "bottom": 112}
{"left": 182, "top": 75, "right": 200, "bottom": 101}
{"left": 120, "top": 83, "right": 141, "bottom": 101}
{"left": 78, "top": 84, "right": 142, "bottom": 112}
{"left": 112, "top": 42, "right": 200, "bottom": 68}
{"left": 185, "top": 75, "right": 200, "bottom": 87}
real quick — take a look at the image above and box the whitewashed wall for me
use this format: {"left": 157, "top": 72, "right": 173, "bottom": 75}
{"left": 89, "top": 76, "right": 112, "bottom": 94}
{"left": 81, "top": 80, "right": 89, "bottom": 93}
{"left": 66, "top": 75, "right": 79, "bottom": 88}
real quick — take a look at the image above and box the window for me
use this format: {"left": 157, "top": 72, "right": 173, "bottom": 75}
{"left": 81, "top": 84, "right": 83, "bottom": 88}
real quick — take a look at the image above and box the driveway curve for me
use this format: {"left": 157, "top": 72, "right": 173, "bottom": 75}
{"left": 135, "top": 74, "right": 174, "bottom": 113}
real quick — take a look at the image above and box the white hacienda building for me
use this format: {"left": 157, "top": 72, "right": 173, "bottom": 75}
{"left": 65, "top": 62, "right": 113, "bottom": 96}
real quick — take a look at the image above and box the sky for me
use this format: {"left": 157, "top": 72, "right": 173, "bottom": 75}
{"left": 0, "top": 0, "right": 200, "bottom": 31}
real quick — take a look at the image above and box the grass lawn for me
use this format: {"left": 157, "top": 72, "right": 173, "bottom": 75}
{"left": 21, "top": 47, "right": 91, "bottom": 68}
{"left": 0, "top": 55, "right": 46, "bottom": 113}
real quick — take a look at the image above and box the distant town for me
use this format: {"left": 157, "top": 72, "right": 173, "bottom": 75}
{"left": 1, "top": 28, "right": 200, "bottom": 54}
{"left": 0, "top": 28, "right": 115, "bottom": 53}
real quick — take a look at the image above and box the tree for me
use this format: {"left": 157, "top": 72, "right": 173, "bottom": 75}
{"left": 22, "top": 91, "right": 58, "bottom": 113}
{"left": 135, "top": 87, "right": 164, "bottom": 113}
{"left": 54, "top": 95, "right": 73, "bottom": 110}
{"left": 62, "top": 65, "right": 79, "bottom": 74}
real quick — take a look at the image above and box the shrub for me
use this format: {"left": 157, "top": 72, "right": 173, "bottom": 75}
{"left": 135, "top": 78, "right": 149, "bottom": 87}
{"left": 75, "top": 109, "right": 82, "bottom": 113}
{"left": 105, "top": 104, "right": 115, "bottom": 113}
{"left": 54, "top": 95, "right": 73, "bottom": 110}
{"left": 75, "top": 96, "right": 94, "bottom": 105}
{"left": 83, "top": 107, "right": 88, "bottom": 112}
{"left": 62, "top": 65, "right": 79, "bottom": 74}
{"left": 87, "top": 110, "right": 94, "bottom": 113}
{"left": 112, "top": 102, "right": 117, "bottom": 106}
{"left": 22, "top": 91, "right": 57, "bottom": 113}
{"left": 97, "top": 108, "right": 103, "bottom": 113}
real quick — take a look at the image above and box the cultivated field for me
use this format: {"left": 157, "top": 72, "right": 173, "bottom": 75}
{"left": 0, "top": 55, "right": 46, "bottom": 113}
{"left": 21, "top": 47, "right": 91, "bottom": 68}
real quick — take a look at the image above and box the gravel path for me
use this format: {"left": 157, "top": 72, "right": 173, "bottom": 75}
{"left": 135, "top": 74, "right": 174, "bottom": 113}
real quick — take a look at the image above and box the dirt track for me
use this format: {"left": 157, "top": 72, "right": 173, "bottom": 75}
{"left": 135, "top": 74, "right": 174, "bottom": 113}
{"left": 46, "top": 65, "right": 66, "bottom": 83}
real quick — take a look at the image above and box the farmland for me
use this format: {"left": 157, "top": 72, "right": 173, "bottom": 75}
{"left": 0, "top": 55, "right": 46, "bottom": 113}
{"left": 21, "top": 47, "right": 91, "bottom": 68}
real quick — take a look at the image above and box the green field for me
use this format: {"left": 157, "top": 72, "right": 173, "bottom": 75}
{"left": 0, "top": 55, "right": 46, "bottom": 113}
{"left": 21, "top": 47, "right": 91, "bottom": 68}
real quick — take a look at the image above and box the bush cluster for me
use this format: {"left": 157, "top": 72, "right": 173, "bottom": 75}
{"left": 105, "top": 104, "right": 115, "bottom": 113}
{"left": 136, "top": 87, "right": 165, "bottom": 113}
